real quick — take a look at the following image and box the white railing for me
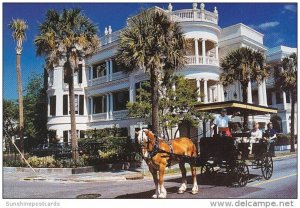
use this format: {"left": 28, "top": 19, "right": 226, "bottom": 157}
{"left": 112, "top": 71, "right": 128, "bottom": 81}
{"left": 185, "top": 55, "right": 218, "bottom": 65}
{"left": 91, "top": 112, "right": 107, "bottom": 121}
{"left": 171, "top": 9, "right": 218, "bottom": 24}
{"left": 206, "top": 57, "right": 219, "bottom": 65}
{"left": 186, "top": 56, "right": 196, "bottom": 65}
{"left": 112, "top": 110, "right": 128, "bottom": 120}
{"left": 89, "top": 75, "right": 107, "bottom": 86}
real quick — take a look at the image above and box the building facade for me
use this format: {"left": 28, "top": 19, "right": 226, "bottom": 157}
{"left": 46, "top": 3, "right": 297, "bottom": 142}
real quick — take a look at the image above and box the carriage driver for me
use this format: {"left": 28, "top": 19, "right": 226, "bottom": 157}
{"left": 211, "top": 108, "right": 240, "bottom": 137}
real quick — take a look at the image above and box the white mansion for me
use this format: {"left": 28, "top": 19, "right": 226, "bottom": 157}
{"left": 46, "top": 3, "right": 297, "bottom": 142}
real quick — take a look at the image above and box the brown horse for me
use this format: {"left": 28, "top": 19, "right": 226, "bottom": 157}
{"left": 137, "top": 129, "right": 198, "bottom": 198}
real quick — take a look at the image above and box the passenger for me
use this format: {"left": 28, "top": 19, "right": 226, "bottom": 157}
{"left": 232, "top": 122, "right": 242, "bottom": 143}
{"left": 249, "top": 121, "right": 262, "bottom": 154}
{"left": 211, "top": 109, "right": 240, "bottom": 138}
{"left": 264, "top": 122, "right": 277, "bottom": 155}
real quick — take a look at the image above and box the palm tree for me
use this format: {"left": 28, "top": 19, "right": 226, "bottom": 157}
{"left": 220, "top": 47, "right": 270, "bottom": 128}
{"left": 116, "top": 9, "right": 186, "bottom": 134}
{"left": 9, "top": 19, "right": 28, "bottom": 155}
{"left": 274, "top": 53, "right": 297, "bottom": 152}
{"left": 35, "top": 9, "right": 100, "bottom": 160}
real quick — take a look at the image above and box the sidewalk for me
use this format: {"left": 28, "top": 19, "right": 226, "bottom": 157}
{"left": 4, "top": 151, "right": 296, "bottom": 183}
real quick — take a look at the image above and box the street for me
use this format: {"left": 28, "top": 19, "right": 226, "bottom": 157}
{"left": 3, "top": 155, "right": 297, "bottom": 199}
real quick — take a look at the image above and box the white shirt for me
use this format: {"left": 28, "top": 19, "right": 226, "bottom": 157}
{"left": 250, "top": 129, "right": 262, "bottom": 139}
{"left": 213, "top": 115, "right": 232, "bottom": 128}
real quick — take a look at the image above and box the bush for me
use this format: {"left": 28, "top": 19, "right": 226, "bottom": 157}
{"left": 275, "top": 134, "right": 291, "bottom": 146}
{"left": 27, "top": 156, "right": 58, "bottom": 168}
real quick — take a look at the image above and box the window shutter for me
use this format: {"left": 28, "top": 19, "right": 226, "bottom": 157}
{"left": 78, "top": 64, "right": 82, "bottom": 84}
{"left": 50, "top": 96, "right": 56, "bottom": 116}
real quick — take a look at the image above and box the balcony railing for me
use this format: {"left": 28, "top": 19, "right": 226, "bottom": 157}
{"left": 88, "top": 75, "right": 107, "bottom": 86}
{"left": 112, "top": 71, "right": 128, "bottom": 81}
{"left": 171, "top": 9, "right": 218, "bottom": 24}
{"left": 185, "top": 55, "right": 219, "bottom": 66}
{"left": 112, "top": 110, "right": 128, "bottom": 120}
{"left": 91, "top": 112, "right": 107, "bottom": 121}
{"left": 99, "top": 30, "right": 121, "bottom": 47}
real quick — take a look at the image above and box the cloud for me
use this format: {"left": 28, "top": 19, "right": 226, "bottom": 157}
{"left": 275, "top": 38, "right": 284, "bottom": 45}
{"left": 250, "top": 21, "right": 280, "bottom": 31}
{"left": 283, "top": 5, "right": 297, "bottom": 13}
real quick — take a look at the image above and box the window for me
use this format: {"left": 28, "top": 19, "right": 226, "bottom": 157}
{"left": 286, "top": 91, "right": 291, "bottom": 103}
{"left": 93, "top": 96, "right": 107, "bottom": 114}
{"left": 267, "top": 91, "right": 272, "bottom": 106}
{"left": 63, "top": 131, "right": 69, "bottom": 143}
{"left": 75, "top": 95, "right": 79, "bottom": 114}
{"left": 48, "top": 71, "right": 53, "bottom": 86}
{"left": 79, "top": 95, "right": 84, "bottom": 115}
{"left": 93, "top": 62, "right": 106, "bottom": 79}
{"left": 276, "top": 91, "right": 283, "bottom": 104}
{"left": 80, "top": 130, "right": 85, "bottom": 139}
{"left": 78, "top": 64, "right": 82, "bottom": 84}
{"left": 113, "top": 90, "right": 129, "bottom": 111}
{"left": 112, "top": 59, "right": 122, "bottom": 73}
{"left": 63, "top": 95, "right": 68, "bottom": 115}
{"left": 50, "top": 96, "right": 56, "bottom": 116}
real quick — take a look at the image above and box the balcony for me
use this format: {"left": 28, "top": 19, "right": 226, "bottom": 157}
{"left": 89, "top": 110, "right": 128, "bottom": 122}
{"left": 171, "top": 9, "right": 218, "bottom": 24}
{"left": 185, "top": 55, "right": 219, "bottom": 66}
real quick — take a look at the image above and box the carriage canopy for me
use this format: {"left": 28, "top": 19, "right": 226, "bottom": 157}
{"left": 194, "top": 101, "right": 278, "bottom": 115}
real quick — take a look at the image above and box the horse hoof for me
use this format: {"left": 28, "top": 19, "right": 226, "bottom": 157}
{"left": 178, "top": 190, "right": 184, "bottom": 194}
{"left": 152, "top": 194, "right": 158, "bottom": 199}
{"left": 158, "top": 194, "right": 166, "bottom": 199}
{"left": 191, "top": 190, "right": 198, "bottom": 195}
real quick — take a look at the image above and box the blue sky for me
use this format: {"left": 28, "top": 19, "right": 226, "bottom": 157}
{"left": 2, "top": 2, "right": 297, "bottom": 100}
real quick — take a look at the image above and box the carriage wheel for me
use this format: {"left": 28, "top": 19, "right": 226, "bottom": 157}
{"left": 261, "top": 155, "right": 273, "bottom": 180}
{"left": 232, "top": 163, "right": 249, "bottom": 187}
{"left": 201, "top": 164, "right": 214, "bottom": 175}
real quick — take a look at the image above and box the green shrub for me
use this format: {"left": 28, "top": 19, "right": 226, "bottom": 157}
{"left": 27, "top": 156, "right": 57, "bottom": 168}
{"left": 275, "top": 134, "right": 291, "bottom": 146}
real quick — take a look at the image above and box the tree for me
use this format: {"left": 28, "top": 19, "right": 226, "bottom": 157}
{"left": 9, "top": 19, "right": 28, "bottom": 155}
{"left": 220, "top": 47, "right": 270, "bottom": 128}
{"left": 23, "top": 73, "right": 48, "bottom": 148}
{"left": 274, "top": 53, "right": 297, "bottom": 152}
{"left": 127, "top": 76, "right": 203, "bottom": 140}
{"left": 3, "top": 99, "right": 18, "bottom": 152}
{"left": 35, "top": 9, "right": 100, "bottom": 160}
{"left": 117, "top": 9, "right": 186, "bottom": 134}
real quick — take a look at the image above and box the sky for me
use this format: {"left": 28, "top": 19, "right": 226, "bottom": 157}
{"left": 2, "top": 2, "right": 297, "bottom": 100}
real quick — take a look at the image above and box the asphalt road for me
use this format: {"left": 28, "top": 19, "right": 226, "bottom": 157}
{"left": 3, "top": 155, "right": 297, "bottom": 199}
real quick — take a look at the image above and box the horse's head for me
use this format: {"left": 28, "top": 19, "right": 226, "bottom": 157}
{"left": 136, "top": 129, "right": 149, "bottom": 145}
{"left": 136, "top": 129, "right": 154, "bottom": 158}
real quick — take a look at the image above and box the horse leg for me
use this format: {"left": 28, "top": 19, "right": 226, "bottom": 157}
{"left": 178, "top": 161, "right": 187, "bottom": 194}
{"left": 190, "top": 164, "right": 198, "bottom": 194}
{"left": 149, "top": 166, "right": 159, "bottom": 198}
{"left": 158, "top": 165, "right": 167, "bottom": 198}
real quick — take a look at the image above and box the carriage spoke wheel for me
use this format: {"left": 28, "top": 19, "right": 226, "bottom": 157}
{"left": 261, "top": 155, "right": 273, "bottom": 180}
{"left": 232, "top": 163, "right": 249, "bottom": 187}
{"left": 201, "top": 165, "right": 214, "bottom": 175}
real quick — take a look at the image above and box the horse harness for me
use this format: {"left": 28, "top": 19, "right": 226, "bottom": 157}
{"left": 141, "top": 130, "right": 175, "bottom": 167}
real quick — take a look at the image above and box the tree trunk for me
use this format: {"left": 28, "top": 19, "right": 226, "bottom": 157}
{"left": 241, "top": 84, "right": 249, "bottom": 130}
{"left": 290, "top": 93, "right": 296, "bottom": 152}
{"left": 68, "top": 66, "right": 79, "bottom": 161}
{"left": 16, "top": 53, "right": 24, "bottom": 156}
{"left": 150, "top": 68, "right": 160, "bottom": 135}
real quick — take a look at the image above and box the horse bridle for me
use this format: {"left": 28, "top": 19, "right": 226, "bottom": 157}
{"left": 139, "top": 130, "right": 160, "bottom": 159}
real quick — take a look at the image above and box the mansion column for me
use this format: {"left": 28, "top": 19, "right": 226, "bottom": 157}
{"left": 109, "top": 59, "right": 113, "bottom": 81}
{"left": 202, "top": 39, "right": 206, "bottom": 64}
{"left": 90, "top": 97, "right": 94, "bottom": 121}
{"left": 109, "top": 93, "right": 113, "bottom": 117}
{"left": 215, "top": 43, "right": 219, "bottom": 61}
{"left": 106, "top": 60, "right": 110, "bottom": 82}
{"left": 258, "top": 82, "right": 264, "bottom": 106}
{"left": 282, "top": 90, "right": 287, "bottom": 110}
{"left": 217, "top": 84, "right": 221, "bottom": 102}
{"left": 194, "top": 38, "right": 199, "bottom": 64}
{"left": 106, "top": 94, "right": 110, "bottom": 120}
{"left": 196, "top": 79, "right": 201, "bottom": 102}
{"left": 129, "top": 75, "right": 136, "bottom": 102}
{"left": 220, "top": 84, "right": 224, "bottom": 101}
{"left": 247, "top": 78, "right": 253, "bottom": 103}
{"left": 203, "top": 79, "right": 208, "bottom": 103}
{"left": 262, "top": 78, "right": 268, "bottom": 106}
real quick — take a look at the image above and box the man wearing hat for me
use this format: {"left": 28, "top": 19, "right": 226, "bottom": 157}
{"left": 211, "top": 108, "right": 240, "bottom": 137}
